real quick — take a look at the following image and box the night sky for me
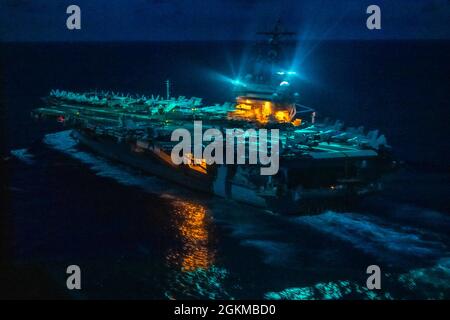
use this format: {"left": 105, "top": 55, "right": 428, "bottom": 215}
{"left": 1, "top": 0, "right": 450, "bottom": 41}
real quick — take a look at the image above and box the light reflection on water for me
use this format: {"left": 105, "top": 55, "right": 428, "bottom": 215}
{"left": 165, "top": 198, "right": 232, "bottom": 299}
{"left": 168, "top": 199, "right": 215, "bottom": 272}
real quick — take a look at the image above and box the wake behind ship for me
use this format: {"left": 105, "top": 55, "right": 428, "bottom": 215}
{"left": 31, "top": 21, "right": 395, "bottom": 214}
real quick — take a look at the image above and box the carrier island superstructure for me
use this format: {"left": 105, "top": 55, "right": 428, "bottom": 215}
{"left": 31, "top": 21, "right": 395, "bottom": 213}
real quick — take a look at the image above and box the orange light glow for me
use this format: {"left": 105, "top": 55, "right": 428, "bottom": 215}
{"left": 228, "top": 97, "right": 295, "bottom": 124}
{"left": 167, "top": 200, "right": 214, "bottom": 272}
{"left": 184, "top": 153, "right": 207, "bottom": 174}
{"left": 262, "top": 101, "right": 272, "bottom": 118}
{"left": 275, "top": 110, "right": 290, "bottom": 122}
{"left": 236, "top": 103, "right": 252, "bottom": 110}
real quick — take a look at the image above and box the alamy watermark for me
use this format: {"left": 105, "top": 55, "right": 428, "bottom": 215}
{"left": 170, "top": 121, "right": 280, "bottom": 175}
{"left": 366, "top": 265, "right": 381, "bottom": 290}
{"left": 66, "top": 265, "right": 81, "bottom": 290}
{"left": 65, "top": 4, "right": 382, "bottom": 34}
{"left": 66, "top": 5, "right": 81, "bottom": 30}
{"left": 366, "top": 5, "right": 381, "bottom": 30}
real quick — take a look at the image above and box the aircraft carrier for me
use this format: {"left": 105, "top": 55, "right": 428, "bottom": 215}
{"left": 31, "top": 21, "right": 395, "bottom": 214}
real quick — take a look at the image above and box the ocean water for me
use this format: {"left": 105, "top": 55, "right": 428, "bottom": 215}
{"left": 1, "top": 41, "right": 449, "bottom": 299}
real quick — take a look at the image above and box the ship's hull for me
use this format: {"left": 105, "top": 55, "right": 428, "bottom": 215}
{"left": 71, "top": 129, "right": 382, "bottom": 214}
{"left": 71, "top": 129, "right": 212, "bottom": 193}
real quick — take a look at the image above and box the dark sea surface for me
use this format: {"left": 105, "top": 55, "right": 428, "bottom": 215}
{"left": 1, "top": 41, "right": 449, "bottom": 299}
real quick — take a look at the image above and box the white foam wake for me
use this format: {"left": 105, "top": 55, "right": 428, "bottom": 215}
{"left": 241, "top": 240, "right": 295, "bottom": 265}
{"left": 10, "top": 148, "right": 34, "bottom": 164}
{"left": 293, "top": 211, "right": 446, "bottom": 262}
{"left": 43, "top": 130, "right": 185, "bottom": 196}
